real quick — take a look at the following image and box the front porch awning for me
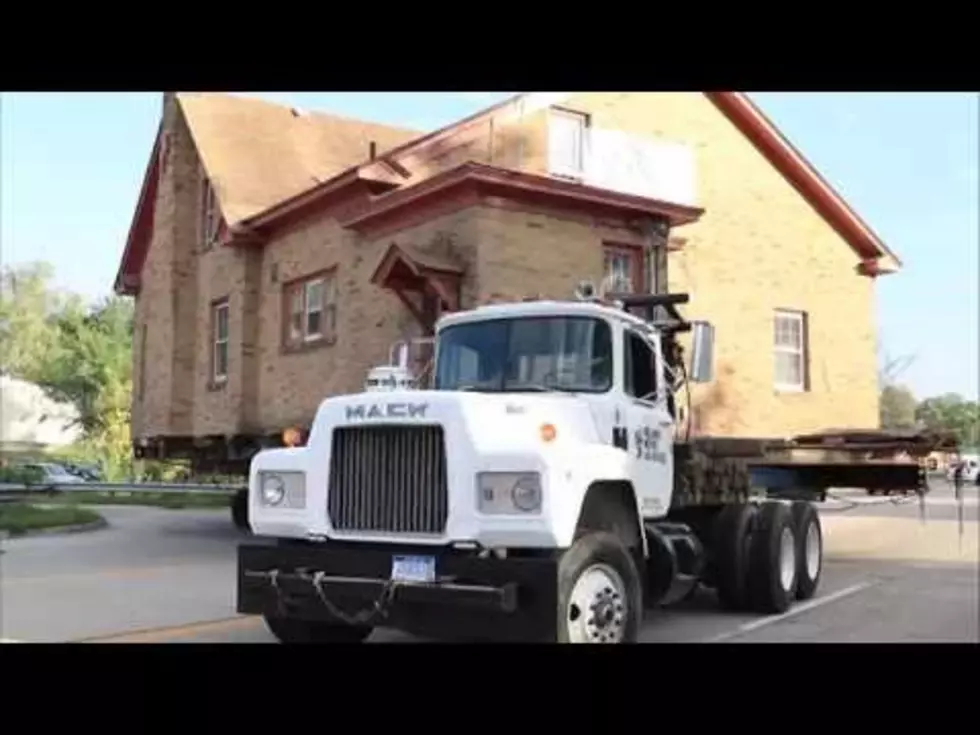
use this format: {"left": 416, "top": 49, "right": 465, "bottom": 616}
{"left": 370, "top": 243, "right": 464, "bottom": 330}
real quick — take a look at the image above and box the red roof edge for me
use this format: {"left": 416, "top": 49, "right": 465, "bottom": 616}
{"left": 114, "top": 124, "right": 163, "bottom": 296}
{"left": 340, "top": 161, "right": 705, "bottom": 233}
{"left": 366, "top": 93, "right": 526, "bottom": 168}
{"left": 706, "top": 92, "right": 901, "bottom": 271}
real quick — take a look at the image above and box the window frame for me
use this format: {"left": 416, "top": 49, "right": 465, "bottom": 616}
{"left": 547, "top": 106, "right": 590, "bottom": 180}
{"left": 623, "top": 328, "right": 660, "bottom": 403}
{"left": 200, "top": 171, "right": 219, "bottom": 249}
{"left": 603, "top": 243, "right": 644, "bottom": 294}
{"left": 773, "top": 308, "right": 808, "bottom": 392}
{"left": 211, "top": 298, "right": 230, "bottom": 384}
{"left": 281, "top": 268, "right": 338, "bottom": 351}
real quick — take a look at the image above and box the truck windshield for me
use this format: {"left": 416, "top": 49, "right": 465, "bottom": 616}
{"left": 433, "top": 316, "right": 613, "bottom": 393}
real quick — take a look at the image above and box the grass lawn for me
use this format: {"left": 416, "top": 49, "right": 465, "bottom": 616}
{"left": 0, "top": 502, "right": 104, "bottom": 536}
{"left": 34, "top": 490, "right": 232, "bottom": 510}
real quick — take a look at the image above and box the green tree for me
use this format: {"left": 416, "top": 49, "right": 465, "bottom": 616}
{"left": 0, "top": 261, "right": 79, "bottom": 380}
{"left": 916, "top": 393, "right": 980, "bottom": 449}
{"left": 1, "top": 262, "right": 136, "bottom": 480}
{"left": 880, "top": 384, "right": 918, "bottom": 429}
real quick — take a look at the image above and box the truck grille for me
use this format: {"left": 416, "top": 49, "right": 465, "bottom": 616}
{"left": 327, "top": 425, "right": 449, "bottom": 535}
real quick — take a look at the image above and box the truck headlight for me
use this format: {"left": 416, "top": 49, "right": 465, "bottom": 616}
{"left": 257, "top": 472, "right": 305, "bottom": 509}
{"left": 476, "top": 472, "right": 542, "bottom": 515}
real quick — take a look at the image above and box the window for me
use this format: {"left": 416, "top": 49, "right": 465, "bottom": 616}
{"left": 774, "top": 309, "right": 808, "bottom": 391}
{"left": 624, "top": 330, "right": 658, "bottom": 401}
{"left": 283, "top": 271, "right": 337, "bottom": 349}
{"left": 212, "top": 300, "right": 229, "bottom": 383}
{"left": 434, "top": 316, "right": 612, "bottom": 394}
{"left": 603, "top": 244, "right": 640, "bottom": 293}
{"left": 200, "top": 173, "right": 219, "bottom": 249}
{"left": 548, "top": 108, "right": 588, "bottom": 179}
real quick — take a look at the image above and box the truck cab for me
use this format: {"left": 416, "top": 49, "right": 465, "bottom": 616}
{"left": 237, "top": 289, "right": 828, "bottom": 645}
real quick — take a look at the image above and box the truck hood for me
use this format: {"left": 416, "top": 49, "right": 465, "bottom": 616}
{"left": 308, "top": 389, "right": 602, "bottom": 452}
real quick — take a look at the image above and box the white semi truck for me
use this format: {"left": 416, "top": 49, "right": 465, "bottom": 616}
{"left": 236, "top": 287, "right": 939, "bottom": 643}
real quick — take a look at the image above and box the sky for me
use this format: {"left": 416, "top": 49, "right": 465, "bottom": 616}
{"left": 1, "top": 91, "right": 977, "bottom": 401}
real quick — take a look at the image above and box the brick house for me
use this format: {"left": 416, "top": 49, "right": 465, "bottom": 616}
{"left": 114, "top": 92, "right": 901, "bottom": 472}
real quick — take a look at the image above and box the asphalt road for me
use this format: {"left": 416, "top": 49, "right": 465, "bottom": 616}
{"left": 0, "top": 481, "right": 976, "bottom": 644}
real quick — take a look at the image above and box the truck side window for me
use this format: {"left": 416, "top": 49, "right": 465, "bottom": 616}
{"left": 625, "top": 331, "right": 658, "bottom": 400}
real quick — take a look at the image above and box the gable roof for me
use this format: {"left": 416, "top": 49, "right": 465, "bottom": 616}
{"left": 113, "top": 93, "right": 420, "bottom": 293}
{"left": 178, "top": 92, "right": 421, "bottom": 226}
{"left": 115, "top": 92, "right": 900, "bottom": 294}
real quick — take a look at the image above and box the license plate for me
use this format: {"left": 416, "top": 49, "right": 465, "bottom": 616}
{"left": 391, "top": 555, "right": 436, "bottom": 584}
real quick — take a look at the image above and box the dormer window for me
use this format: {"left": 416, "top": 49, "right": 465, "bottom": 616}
{"left": 200, "top": 172, "right": 219, "bottom": 248}
{"left": 548, "top": 107, "right": 589, "bottom": 180}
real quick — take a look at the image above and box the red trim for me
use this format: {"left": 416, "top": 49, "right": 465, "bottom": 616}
{"left": 341, "top": 162, "right": 704, "bottom": 239}
{"left": 114, "top": 124, "right": 162, "bottom": 295}
{"left": 116, "top": 92, "right": 899, "bottom": 294}
{"left": 705, "top": 92, "right": 898, "bottom": 267}
{"left": 370, "top": 242, "right": 463, "bottom": 332}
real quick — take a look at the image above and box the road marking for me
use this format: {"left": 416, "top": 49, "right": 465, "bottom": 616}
{"left": 78, "top": 615, "right": 263, "bottom": 643}
{"left": 0, "top": 638, "right": 24, "bottom": 644}
{"left": 703, "top": 581, "right": 875, "bottom": 643}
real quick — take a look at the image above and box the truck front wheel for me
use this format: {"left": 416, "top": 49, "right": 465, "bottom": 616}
{"left": 557, "top": 532, "right": 643, "bottom": 644}
{"left": 263, "top": 615, "right": 373, "bottom": 644}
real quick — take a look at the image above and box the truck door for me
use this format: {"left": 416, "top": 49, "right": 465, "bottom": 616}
{"left": 622, "top": 328, "right": 674, "bottom": 518}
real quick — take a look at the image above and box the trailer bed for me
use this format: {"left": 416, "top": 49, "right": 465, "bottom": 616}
{"left": 672, "top": 428, "right": 957, "bottom": 508}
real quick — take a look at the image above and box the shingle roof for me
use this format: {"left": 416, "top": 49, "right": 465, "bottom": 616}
{"left": 176, "top": 92, "right": 421, "bottom": 226}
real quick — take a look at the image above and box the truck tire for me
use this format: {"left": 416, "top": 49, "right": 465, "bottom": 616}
{"left": 263, "top": 615, "right": 373, "bottom": 644}
{"left": 711, "top": 503, "right": 757, "bottom": 611}
{"left": 747, "top": 501, "right": 798, "bottom": 614}
{"left": 790, "top": 501, "right": 822, "bottom": 600}
{"left": 557, "top": 532, "right": 642, "bottom": 643}
{"left": 231, "top": 489, "right": 249, "bottom": 531}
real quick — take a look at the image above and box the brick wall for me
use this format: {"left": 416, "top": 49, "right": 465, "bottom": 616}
{"left": 133, "top": 92, "right": 880, "bottom": 443}
{"left": 252, "top": 207, "right": 483, "bottom": 431}
{"left": 522, "top": 92, "right": 880, "bottom": 436}
{"left": 132, "top": 94, "right": 202, "bottom": 441}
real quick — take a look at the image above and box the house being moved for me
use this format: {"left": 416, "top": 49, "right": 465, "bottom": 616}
{"left": 114, "top": 92, "right": 900, "bottom": 473}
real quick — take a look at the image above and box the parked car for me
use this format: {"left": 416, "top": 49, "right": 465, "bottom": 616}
{"left": 20, "top": 462, "right": 88, "bottom": 488}
{"left": 61, "top": 462, "right": 103, "bottom": 482}
{"left": 946, "top": 455, "right": 980, "bottom": 484}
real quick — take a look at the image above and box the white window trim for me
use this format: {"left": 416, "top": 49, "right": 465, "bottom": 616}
{"left": 774, "top": 309, "right": 806, "bottom": 392}
{"left": 212, "top": 302, "right": 229, "bottom": 383}
{"left": 547, "top": 108, "right": 589, "bottom": 180}
{"left": 201, "top": 174, "right": 219, "bottom": 247}
{"left": 303, "top": 278, "right": 325, "bottom": 342}
{"left": 603, "top": 248, "right": 635, "bottom": 294}
{"left": 286, "top": 274, "right": 336, "bottom": 346}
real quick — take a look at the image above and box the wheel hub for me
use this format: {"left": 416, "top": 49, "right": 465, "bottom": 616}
{"left": 567, "top": 564, "right": 627, "bottom": 643}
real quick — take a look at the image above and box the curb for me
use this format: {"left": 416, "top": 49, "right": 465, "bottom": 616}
{"left": 0, "top": 516, "right": 109, "bottom": 540}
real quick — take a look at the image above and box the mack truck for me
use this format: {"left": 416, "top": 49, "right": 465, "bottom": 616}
{"left": 236, "top": 285, "right": 942, "bottom": 643}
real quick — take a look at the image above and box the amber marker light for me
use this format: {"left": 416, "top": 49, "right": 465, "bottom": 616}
{"left": 540, "top": 423, "right": 557, "bottom": 443}
{"left": 282, "top": 427, "right": 302, "bottom": 447}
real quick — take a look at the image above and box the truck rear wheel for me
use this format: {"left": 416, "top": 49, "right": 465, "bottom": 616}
{"left": 558, "top": 532, "right": 642, "bottom": 643}
{"left": 711, "top": 503, "right": 757, "bottom": 611}
{"left": 790, "top": 501, "right": 822, "bottom": 600}
{"left": 747, "top": 501, "right": 798, "bottom": 614}
{"left": 263, "top": 615, "right": 373, "bottom": 644}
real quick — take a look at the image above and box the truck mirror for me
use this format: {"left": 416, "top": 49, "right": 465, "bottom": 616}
{"left": 689, "top": 320, "right": 715, "bottom": 383}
